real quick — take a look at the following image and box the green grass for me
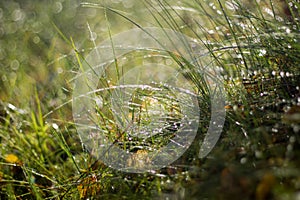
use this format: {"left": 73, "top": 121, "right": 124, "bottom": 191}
{"left": 1, "top": 0, "right": 300, "bottom": 199}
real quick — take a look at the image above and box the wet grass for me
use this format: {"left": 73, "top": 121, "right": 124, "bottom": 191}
{"left": 0, "top": 0, "right": 300, "bottom": 199}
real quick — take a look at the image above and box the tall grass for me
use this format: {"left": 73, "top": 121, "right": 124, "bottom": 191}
{"left": 0, "top": 0, "right": 299, "bottom": 199}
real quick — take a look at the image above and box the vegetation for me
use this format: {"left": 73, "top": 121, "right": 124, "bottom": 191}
{"left": 0, "top": 0, "right": 299, "bottom": 199}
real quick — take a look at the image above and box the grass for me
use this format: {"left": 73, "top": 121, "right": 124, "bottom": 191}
{"left": 0, "top": 0, "right": 300, "bottom": 199}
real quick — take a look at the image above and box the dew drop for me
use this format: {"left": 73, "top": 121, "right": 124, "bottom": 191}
{"left": 52, "top": 123, "right": 59, "bottom": 130}
{"left": 271, "top": 128, "right": 278, "bottom": 133}
{"left": 207, "top": 29, "right": 215, "bottom": 34}
{"left": 233, "top": 105, "right": 238, "bottom": 111}
{"left": 287, "top": 144, "right": 293, "bottom": 151}
{"left": 10, "top": 59, "right": 19, "bottom": 70}
{"left": 240, "top": 157, "right": 247, "bottom": 164}
{"left": 12, "top": 9, "right": 24, "bottom": 22}
{"left": 53, "top": 2, "right": 63, "bottom": 14}
{"left": 289, "top": 136, "right": 296, "bottom": 143}
{"left": 33, "top": 35, "right": 40, "bottom": 44}
{"left": 293, "top": 125, "right": 299, "bottom": 133}
{"left": 166, "top": 59, "right": 173, "bottom": 66}
{"left": 255, "top": 150, "right": 263, "bottom": 159}
{"left": 57, "top": 67, "right": 63, "bottom": 74}
{"left": 259, "top": 49, "right": 266, "bottom": 56}
{"left": 89, "top": 32, "right": 97, "bottom": 41}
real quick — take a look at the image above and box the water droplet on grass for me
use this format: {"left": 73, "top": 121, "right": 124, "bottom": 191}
{"left": 271, "top": 128, "right": 278, "bottom": 133}
{"left": 12, "top": 9, "right": 25, "bottom": 22}
{"left": 287, "top": 144, "right": 293, "bottom": 151}
{"left": 289, "top": 136, "right": 296, "bottom": 143}
{"left": 89, "top": 32, "right": 97, "bottom": 41}
{"left": 240, "top": 157, "right": 247, "bottom": 164}
{"left": 207, "top": 29, "right": 215, "bottom": 34}
{"left": 52, "top": 123, "right": 59, "bottom": 130}
{"left": 255, "top": 151, "right": 263, "bottom": 159}
{"left": 57, "top": 67, "right": 63, "bottom": 74}
{"left": 53, "top": 2, "right": 63, "bottom": 14}
{"left": 33, "top": 35, "right": 40, "bottom": 44}
{"left": 259, "top": 49, "right": 266, "bottom": 56}
{"left": 10, "top": 59, "right": 19, "bottom": 70}
{"left": 165, "top": 59, "right": 173, "bottom": 66}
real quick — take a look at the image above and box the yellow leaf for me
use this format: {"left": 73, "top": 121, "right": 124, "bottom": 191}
{"left": 256, "top": 173, "right": 276, "bottom": 200}
{"left": 5, "top": 154, "right": 20, "bottom": 164}
{"left": 224, "top": 105, "right": 232, "bottom": 109}
{"left": 77, "top": 184, "right": 87, "bottom": 199}
{"left": 77, "top": 174, "right": 100, "bottom": 199}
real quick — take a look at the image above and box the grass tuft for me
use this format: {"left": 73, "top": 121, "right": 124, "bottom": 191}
{"left": 0, "top": 0, "right": 299, "bottom": 199}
